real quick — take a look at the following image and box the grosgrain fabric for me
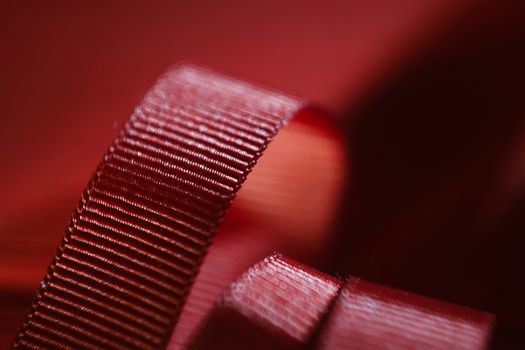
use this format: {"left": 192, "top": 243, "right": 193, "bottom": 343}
{"left": 12, "top": 64, "right": 493, "bottom": 350}
{"left": 318, "top": 278, "right": 494, "bottom": 349}
{"left": 12, "top": 65, "right": 304, "bottom": 349}
{"left": 190, "top": 254, "right": 494, "bottom": 350}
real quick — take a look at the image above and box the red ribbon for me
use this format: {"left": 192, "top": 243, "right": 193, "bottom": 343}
{"left": 13, "top": 65, "right": 493, "bottom": 349}
{"left": 188, "top": 254, "right": 493, "bottom": 350}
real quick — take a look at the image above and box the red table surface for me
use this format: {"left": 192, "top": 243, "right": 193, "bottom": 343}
{"left": 1, "top": 1, "right": 525, "bottom": 349}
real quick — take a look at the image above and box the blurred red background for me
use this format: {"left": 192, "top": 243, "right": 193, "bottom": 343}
{"left": 1, "top": 1, "right": 524, "bottom": 348}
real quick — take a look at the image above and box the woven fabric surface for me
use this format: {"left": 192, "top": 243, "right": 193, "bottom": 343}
{"left": 12, "top": 65, "right": 304, "bottom": 349}
{"left": 189, "top": 254, "right": 493, "bottom": 350}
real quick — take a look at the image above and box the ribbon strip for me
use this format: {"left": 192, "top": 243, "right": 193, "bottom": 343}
{"left": 190, "top": 254, "right": 343, "bottom": 349}
{"left": 13, "top": 65, "right": 305, "bottom": 349}
{"left": 189, "top": 254, "right": 494, "bottom": 350}
{"left": 13, "top": 64, "right": 493, "bottom": 349}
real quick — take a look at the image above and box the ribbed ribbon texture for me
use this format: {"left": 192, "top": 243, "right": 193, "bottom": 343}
{"left": 189, "top": 254, "right": 493, "bottom": 350}
{"left": 13, "top": 65, "right": 493, "bottom": 350}
{"left": 12, "top": 65, "right": 303, "bottom": 349}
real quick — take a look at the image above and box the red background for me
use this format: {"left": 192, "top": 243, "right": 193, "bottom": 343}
{"left": 1, "top": 1, "right": 525, "bottom": 348}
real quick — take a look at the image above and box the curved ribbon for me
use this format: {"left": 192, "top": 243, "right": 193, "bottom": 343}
{"left": 12, "top": 65, "right": 304, "bottom": 349}
{"left": 13, "top": 64, "right": 493, "bottom": 350}
{"left": 189, "top": 254, "right": 493, "bottom": 350}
